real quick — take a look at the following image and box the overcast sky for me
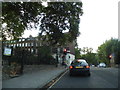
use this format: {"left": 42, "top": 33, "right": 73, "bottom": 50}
{"left": 23, "top": 0, "right": 119, "bottom": 53}
{"left": 77, "top": 0, "right": 119, "bottom": 52}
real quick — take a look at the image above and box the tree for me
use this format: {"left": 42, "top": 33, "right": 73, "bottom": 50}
{"left": 2, "top": 2, "right": 83, "bottom": 45}
{"left": 80, "top": 47, "right": 98, "bottom": 65}
{"left": 40, "top": 2, "right": 83, "bottom": 45}
{"left": 2, "top": 2, "right": 43, "bottom": 40}
{"left": 75, "top": 47, "right": 81, "bottom": 59}
{"left": 97, "top": 38, "right": 120, "bottom": 65}
{"left": 81, "top": 47, "right": 93, "bottom": 54}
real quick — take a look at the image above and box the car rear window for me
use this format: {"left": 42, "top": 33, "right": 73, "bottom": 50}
{"left": 71, "top": 61, "right": 88, "bottom": 66}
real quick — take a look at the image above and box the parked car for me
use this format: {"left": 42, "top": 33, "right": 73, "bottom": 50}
{"left": 90, "top": 64, "right": 95, "bottom": 67}
{"left": 69, "top": 59, "right": 91, "bottom": 76}
{"left": 98, "top": 63, "right": 106, "bottom": 68}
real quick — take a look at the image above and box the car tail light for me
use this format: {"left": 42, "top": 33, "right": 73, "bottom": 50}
{"left": 86, "top": 66, "right": 90, "bottom": 68}
{"left": 69, "top": 66, "right": 73, "bottom": 69}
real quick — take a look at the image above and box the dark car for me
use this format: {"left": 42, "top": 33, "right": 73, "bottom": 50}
{"left": 69, "top": 59, "right": 91, "bottom": 76}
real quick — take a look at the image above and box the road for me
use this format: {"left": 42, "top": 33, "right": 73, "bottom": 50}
{"left": 50, "top": 67, "right": 118, "bottom": 88}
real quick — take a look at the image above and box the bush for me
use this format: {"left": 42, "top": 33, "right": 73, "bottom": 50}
{"left": 37, "top": 46, "right": 54, "bottom": 64}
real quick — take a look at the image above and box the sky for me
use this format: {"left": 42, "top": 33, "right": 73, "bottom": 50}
{"left": 23, "top": 0, "right": 119, "bottom": 53}
{"left": 77, "top": 0, "right": 119, "bottom": 52}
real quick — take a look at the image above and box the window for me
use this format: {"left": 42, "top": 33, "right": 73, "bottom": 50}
{"left": 31, "top": 49, "right": 33, "bottom": 53}
{"left": 22, "top": 43, "right": 24, "bottom": 47}
{"left": 25, "top": 43, "right": 27, "bottom": 47}
{"left": 31, "top": 43, "right": 33, "bottom": 46}
{"left": 36, "top": 43, "right": 38, "bottom": 46}
{"left": 71, "top": 61, "right": 88, "bottom": 66}
{"left": 36, "top": 49, "right": 38, "bottom": 54}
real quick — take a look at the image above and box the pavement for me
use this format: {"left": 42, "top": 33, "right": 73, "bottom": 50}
{"left": 2, "top": 64, "right": 67, "bottom": 89}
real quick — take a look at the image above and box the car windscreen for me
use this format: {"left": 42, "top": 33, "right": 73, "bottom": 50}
{"left": 71, "top": 61, "right": 88, "bottom": 66}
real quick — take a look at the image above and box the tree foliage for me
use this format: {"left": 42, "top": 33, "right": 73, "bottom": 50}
{"left": 80, "top": 47, "right": 98, "bottom": 65}
{"left": 81, "top": 47, "right": 93, "bottom": 54}
{"left": 2, "top": 2, "right": 43, "bottom": 40}
{"left": 37, "top": 46, "right": 54, "bottom": 64}
{"left": 75, "top": 47, "right": 81, "bottom": 59}
{"left": 2, "top": 2, "right": 83, "bottom": 45}
{"left": 97, "top": 38, "right": 120, "bottom": 65}
{"left": 81, "top": 53, "right": 98, "bottom": 66}
{"left": 40, "top": 2, "right": 83, "bottom": 45}
{"left": 74, "top": 47, "right": 98, "bottom": 65}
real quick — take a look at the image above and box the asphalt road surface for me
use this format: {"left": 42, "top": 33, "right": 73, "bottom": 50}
{"left": 50, "top": 67, "right": 118, "bottom": 88}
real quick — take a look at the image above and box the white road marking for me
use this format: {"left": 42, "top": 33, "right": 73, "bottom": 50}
{"left": 47, "top": 70, "right": 69, "bottom": 89}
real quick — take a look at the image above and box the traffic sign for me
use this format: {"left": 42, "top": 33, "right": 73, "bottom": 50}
{"left": 4, "top": 47, "right": 12, "bottom": 56}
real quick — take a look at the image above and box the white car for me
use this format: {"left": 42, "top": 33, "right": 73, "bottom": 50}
{"left": 98, "top": 63, "right": 106, "bottom": 68}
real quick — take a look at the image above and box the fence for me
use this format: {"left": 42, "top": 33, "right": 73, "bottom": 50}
{"left": 2, "top": 36, "right": 75, "bottom": 65}
{"left": 2, "top": 37, "right": 57, "bottom": 65}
